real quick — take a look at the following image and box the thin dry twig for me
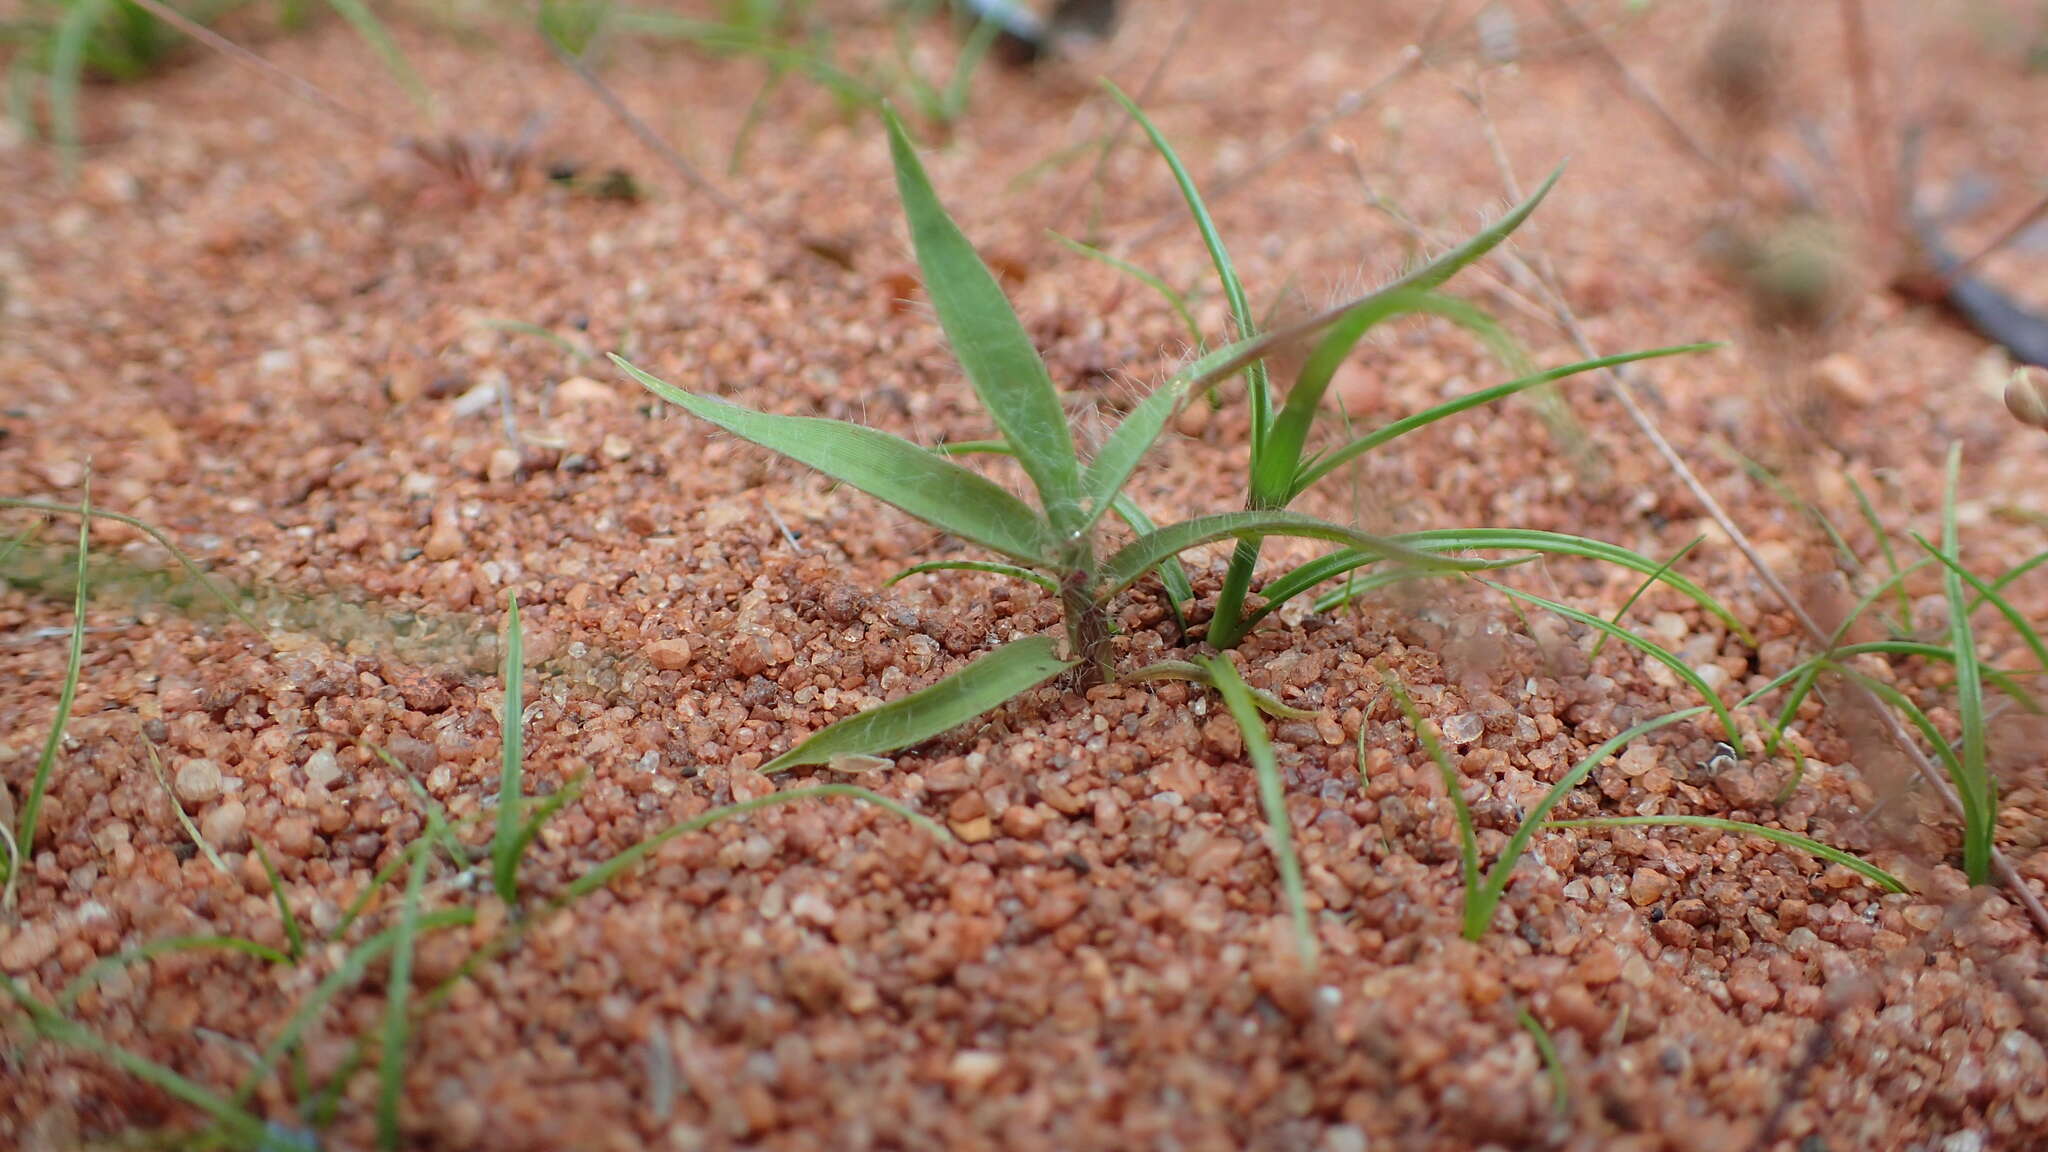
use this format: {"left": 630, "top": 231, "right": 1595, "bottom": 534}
{"left": 1048, "top": 0, "right": 1208, "bottom": 238}
{"left": 543, "top": 33, "right": 761, "bottom": 229}
{"left": 1466, "top": 91, "right": 2048, "bottom": 938}
{"left": 125, "top": 0, "right": 390, "bottom": 143}
{"left": 1115, "top": 44, "right": 1425, "bottom": 254}
{"left": 1945, "top": 188, "right": 2048, "bottom": 287}
{"left": 1536, "top": 0, "right": 1733, "bottom": 193}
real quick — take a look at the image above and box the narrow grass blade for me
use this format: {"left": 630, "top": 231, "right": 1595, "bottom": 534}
{"left": 232, "top": 908, "right": 477, "bottom": 1109}
{"left": 1262, "top": 553, "right": 1529, "bottom": 631}
{"left": 48, "top": 0, "right": 108, "bottom": 175}
{"left": 1516, "top": 1007, "right": 1571, "bottom": 1117}
{"left": 1080, "top": 377, "right": 1189, "bottom": 533}
{"left": 5, "top": 974, "right": 272, "bottom": 1146}
{"left": 254, "top": 840, "right": 305, "bottom": 963}
{"left": 13, "top": 482, "right": 90, "bottom": 899}
{"left": 616, "top": 355, "right": 1052, "bottom": 564}
{"left": 1101, "top": 510, "right": 1486, "bottom": 598}
{"left": 1389, "top": 678, "right": 1480, "bottom": 903}
{"left": 1480, "top": 579, "right": 1742, "bottom": 748}
{"left": 59, "top": 934, "right": 292, "bottom": 1011}
{"left": 490, "top": 597, "right": 525, "bottom": 905}
{"left": 1847, "top": 473, "right": 1913, "bottom": 632}
{"left": 1050, "top": 231, "right": 1200, "bottom": 340}
{"left": 1913, "top": 534, "right": 2048, "bottom": 676}
{"left": 1827, "top": 639, "right": 2040, "bottom": 713}
{"left": 0, "top": 498, "right": 260, "bottom": 631}
{"left": 376, "top": 848, "right": 427, "bottom": 1149}
{"left": 1124, "top": 661, "right": 1316, "bottom": 719}
{"left": 1546, "top": 816, "right": 1906, "bottom": 893}
{"left": 1937, "top": 444, "right": 1992, "bottom": 884}
{"left": 142, "top": 742, "right": 230, "bottom": 878}
{"left": 480, "top": 318, "right": 595, "bottom": 362}
{"left": 1591, "top": 536, "right": 1704, "bottom": 658}
{"left": 762, "top": 637, "right": 1073, "bottom": 773}
{"left": 1466, "top": 707, "right": 1707, "bottom": 940}
{"left": 1388, "top": 528, "right": 1750, "bottom": 641}
{"left": 322, "top": 0, "right": 431, "bottom": 111}
{"left": 1387, "top": 164, "right": 1563, "bottom": 297}
{"left": 565, "top": 784, "right": 948, "bottom": 901}
{"left": 1261, "top": 290, "right": 1510, "bottom": 503}
{"left": 502, "top": 773, "right": 588, "bottom": 882}
{"left": 1200, "top": 656, "right": 1316, "bottom": 967}
{"left": 939, "top": 11, "right": 1001, "bottom": 121}
{"left": 1107, "top": 494, "right": 1194, "bottom": 631}
{"left": 886, "top": 110, "right": 1083, "bottom": 533}
{"left": 885, "top": 559, "right": 1058, "bottom": 593}
{"left": 1984, "top": 549, "right": 2048, "bottom": 600}
{"left": 1293, "top": 344, "right": 1712, "bottom": 491}
{"left": 1103, "top": 81, "right": 1272, "bottom": 441}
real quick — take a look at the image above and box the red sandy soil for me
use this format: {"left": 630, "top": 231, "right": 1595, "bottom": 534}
{"left": 3, "top": 2, "right": 2048, "bottom": 1149}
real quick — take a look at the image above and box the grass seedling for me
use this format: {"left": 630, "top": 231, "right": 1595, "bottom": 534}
{"left": 1937, "top": 442, "right": 1991, "bottom": 883}
{"left": 6, "top": 480, "right": 90, "bottom": 906}
{"left": 12, "top": 0, "right": 426, "bottom": 173}
{"left": 254, "top": 840, "right": 307, "bottom": 963}
{"left": 1200, "top": 655, "right": 1315, "bottom": 966}
{"left": 1589, "top": 535, "right": 1702, "bottom": 659}
{"left": 616, "top": 108, "right": 1493, "bottom": 767}
{"left": 1390, "top": 676, "right": 1479, "bottom": 915}
{"left": 489, "top": 595, "right": 526, "bottom": 904}
{"left": 376, "top": 849, "right": 427, "bottom": 1150}
{"left": 1462, "top": 706, "right": 1707, "bottom": 940}
{"left": 1104, "top": 82, "right": 1716, "bottom": 650}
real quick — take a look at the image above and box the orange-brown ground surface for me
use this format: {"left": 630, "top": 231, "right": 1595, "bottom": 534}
{"left": 4, "top": 2, "right": 2048, "bottom": 1149}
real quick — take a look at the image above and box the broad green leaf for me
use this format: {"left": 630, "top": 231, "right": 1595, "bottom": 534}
{"left": 885, "top": 110, "right": 1084, "bottom": 534}
{"left": 1294, "top": 344, "right": 1713, "bottom": 490}
{"left": 1479, "top": 579, "right": 1743, "bottom": 749}
{"left": 1546, "top": 816, "right": 1906, "bottom": 893}
{"left": 763, "top": 637, "right": 1073, "bottom": 773}
{"left": 1100, "top": 510, "right": 1488, "bottom": 598}
{"left": 617, "top": 355, "right": 1052, "bottom": 563}
{"left": 1105, "top": 81, "right": 1272, "bottom": 442}
{"left": 1200, "top": 656, "right": 1315, "bottom": 966}
{"left": 1081, "top": 377, "right": 1189, "bottom": 531}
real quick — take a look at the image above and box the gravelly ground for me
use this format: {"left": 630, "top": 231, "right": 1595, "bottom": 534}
{"left": 3, "top": 2, "right": 2048, "bottom": 1149}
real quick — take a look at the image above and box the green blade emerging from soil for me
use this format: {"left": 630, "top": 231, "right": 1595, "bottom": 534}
{"left": 1546, "top": 816, "right": 1906, "bottom": 893}
{"left": 1200, "top": 655, "right": 1316, "bottom": 967}
{"left": 762, "top": 637, "right": 1074, "bottom": 773}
